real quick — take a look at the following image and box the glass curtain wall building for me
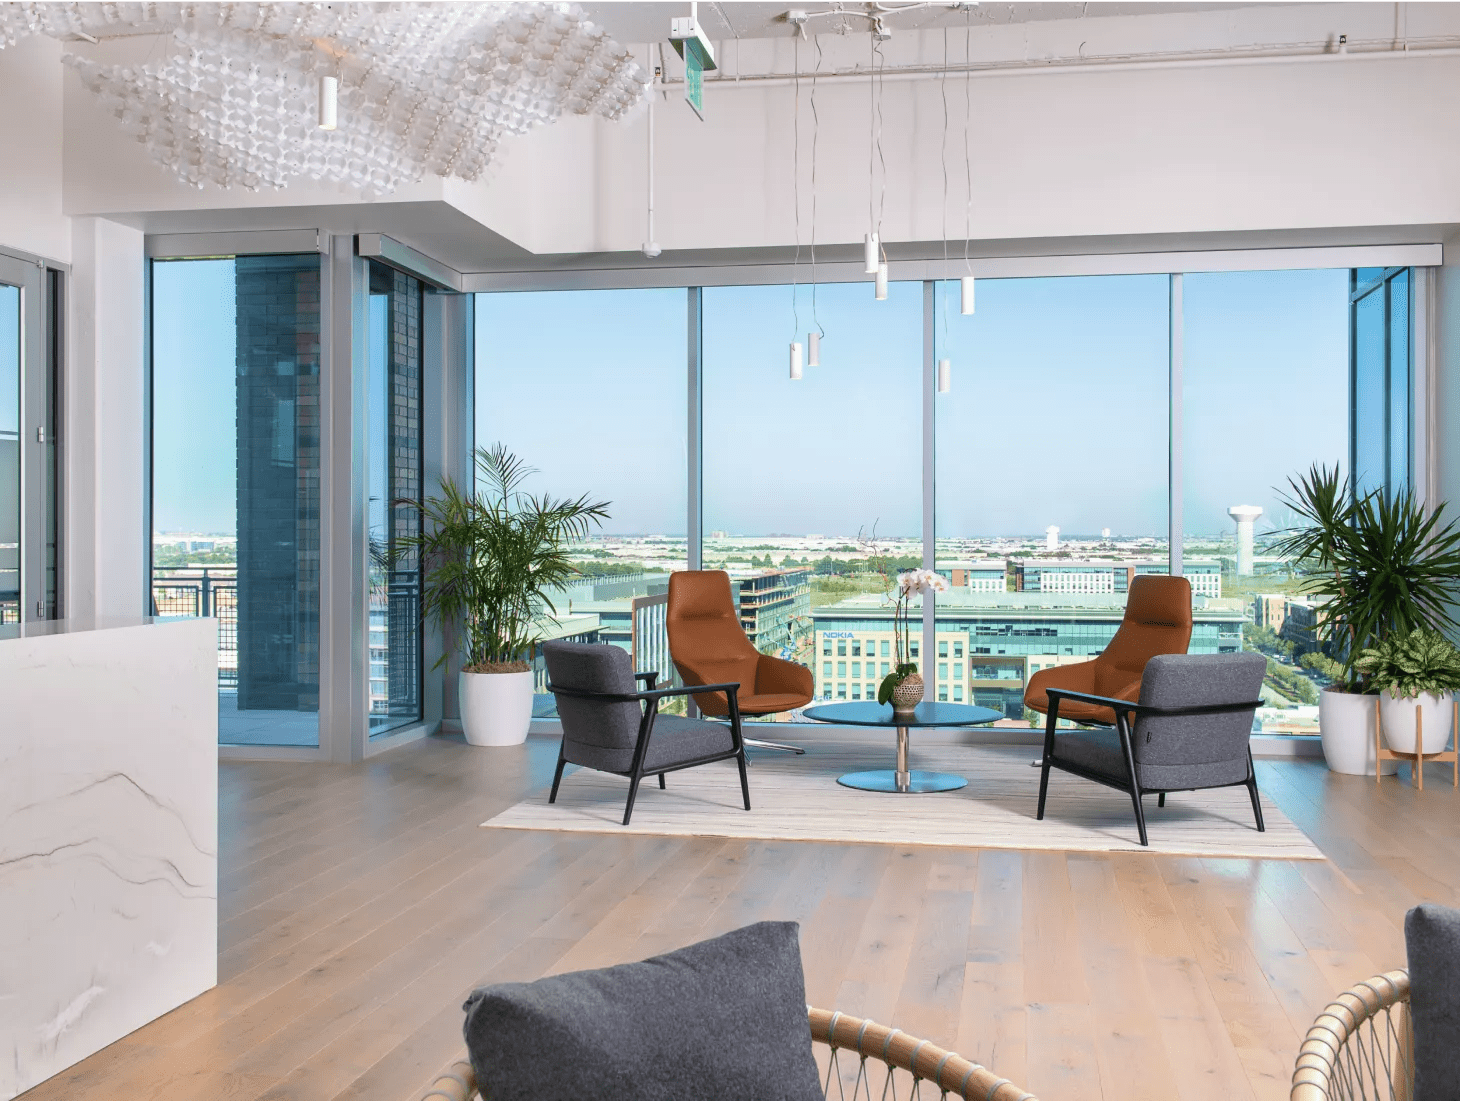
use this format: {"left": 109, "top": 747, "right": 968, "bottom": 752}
{"left": 151, "top": 255, "right": 322, "bottom": 748}
{"left": 470, "top": 265, "right": 1410, "bottom": 735}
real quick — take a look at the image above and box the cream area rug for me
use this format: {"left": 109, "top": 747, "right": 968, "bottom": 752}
{"left": 482, "top": 738, "right": 1324, "bottom": 860}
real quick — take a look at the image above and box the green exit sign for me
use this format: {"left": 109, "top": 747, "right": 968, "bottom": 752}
{"left": 683, "top": 38, "right": 708, "bottom": 119}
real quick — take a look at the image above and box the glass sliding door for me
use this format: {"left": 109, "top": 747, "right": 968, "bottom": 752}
{"left": 474, "top": 288, "right": 687, "bottom": 710}
{"left": 933, "top": 275, "right": 1169, "bottom": 720}
{"left": 1351, "top": 267, "right": 1412, "bottom": 500}
{"left": 151, "top": 255, "right": 322, "bottom": 747}
{"left": 366, "top": 262, "right": 424, "bottom": 737}
{"left": 703, "top": 281, "right": 922, "bottom": 712}
{"left": 1182, "top": 269, "right": 1348, "bottom": 733}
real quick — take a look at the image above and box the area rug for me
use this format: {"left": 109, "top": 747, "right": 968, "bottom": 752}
{"left": 482, "top": 739, "right": 1325, "bottom": 859}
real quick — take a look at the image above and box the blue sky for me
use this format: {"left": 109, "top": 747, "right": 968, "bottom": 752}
{"left": 150, "top": 263, "right": 1349, "bottom": 541}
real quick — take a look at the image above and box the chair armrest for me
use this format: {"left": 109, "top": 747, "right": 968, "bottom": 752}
{"left": 756, "top": 653, "right": 814, "bottom": 696}
{"left": 1045, "top": 686, "right": 1265, "bottom": 719}
{"left": 546, "top": 680, "right": 741, "bottom": 705}
{"left": 635, "top": 671, "right": 659, "bottom": 690}
{"left": 1045, "top": 686, "right": 1144, "bottom": 715}
{"left": 640, "top": 682, "right": 741, "bottom": 703}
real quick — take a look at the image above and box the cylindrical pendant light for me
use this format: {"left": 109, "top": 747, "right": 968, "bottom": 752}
{"left": 864, "top": 232, "right": 879, "bottom": 275}
{"left": 874, "top": 262, "right": 888, "bottom": 300}
{"left": 807, "top": 331, "right": 820, "bottom": 367}
{"left": 960, "top": 275, "right": 975, "bottom": 315}
{"left": 937, "top": 358, "right": 951, "bottom": 393}
{"left": 318, "top": 75, "right": 339, "bottom": 131}
{"left": 790, "top": 341, "right": 804, "bottom": 380}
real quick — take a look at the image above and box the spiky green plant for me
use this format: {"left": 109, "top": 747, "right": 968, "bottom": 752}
{"left": 395, "top": 444, "right": 609, "bottom": 671}
{"left": 1354, "top": 629, "right": 1460, "bottom": 699}
{"left": 1269, "top": 464, "right": 1460, "bottom": 691}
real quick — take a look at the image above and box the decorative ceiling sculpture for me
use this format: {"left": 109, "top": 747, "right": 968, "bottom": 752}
{"left": 0, "top": 2, "right": 646, "bottom": 196}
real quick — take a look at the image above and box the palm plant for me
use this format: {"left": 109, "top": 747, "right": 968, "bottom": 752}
{"left": 1269, "top": 463, "right": 1460, "bottom": 692}
{"left": 397, "top": 444, "right": 610, "bottom": 671}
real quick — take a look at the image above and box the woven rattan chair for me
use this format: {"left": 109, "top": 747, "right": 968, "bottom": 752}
{"left": 419, "top": 1006, "right": 1037, "bottom": 1100}
{"left": 1291, "top": 969, "right": 1413, "bottom": 1100}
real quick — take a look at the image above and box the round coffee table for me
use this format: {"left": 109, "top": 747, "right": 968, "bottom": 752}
{"left": 800, "top": 700, "right": 1002, "bottom": 793}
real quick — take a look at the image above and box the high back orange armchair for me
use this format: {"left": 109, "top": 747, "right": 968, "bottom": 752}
{"left": 667, "top": 570, "right": 814, "bottom": 753}
{"left": 1023, "top": 574, "right": 1193, "bottom": 726}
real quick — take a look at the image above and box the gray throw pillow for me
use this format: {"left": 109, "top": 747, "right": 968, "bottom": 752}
{"left": 462, "top": 920, "right": 823, "bottom": 1101}
{"left": 1406, "top": 903, "right": 1460, "bottom": 1101}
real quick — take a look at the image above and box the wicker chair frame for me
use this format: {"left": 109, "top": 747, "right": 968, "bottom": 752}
{"left": 1292, "top": 969, "right": 1413, "bottom": 1101}
{"left": 419, "top": 1005, "right": 1037, "bottom": 1100}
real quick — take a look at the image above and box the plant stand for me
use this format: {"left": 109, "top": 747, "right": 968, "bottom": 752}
{"left": 1374, "top": 697, "right": 1459, "bottom": 790}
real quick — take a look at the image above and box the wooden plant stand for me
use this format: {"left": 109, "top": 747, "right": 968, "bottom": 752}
{"left": 1374, "top": 697, "right": 1459, "bottom": 790}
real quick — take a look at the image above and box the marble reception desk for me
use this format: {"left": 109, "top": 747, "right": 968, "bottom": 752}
{"left": 0, "top": 617, "right": 218, "bottom": 1100}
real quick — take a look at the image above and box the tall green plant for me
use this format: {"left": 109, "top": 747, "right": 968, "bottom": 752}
{"left": 397, "top": 444, "right": 609, "bottom": 671}
{"left": 1269, "top": 463, "right": 1460, "bottom": 691}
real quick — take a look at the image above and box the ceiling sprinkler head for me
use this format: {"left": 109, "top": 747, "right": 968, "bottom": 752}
{"left": 642, "top": 242, "right": 662, "bottom": 259}
{"left": 872, "top": 15, "right": 891, "bottom": 41}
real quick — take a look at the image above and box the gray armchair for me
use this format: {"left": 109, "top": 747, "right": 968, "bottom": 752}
{"left": 542, "top": 641, "right": 751, "bottom": 826}
{"left": 1036, "top": 652, "right": 1267, "bottom": 846}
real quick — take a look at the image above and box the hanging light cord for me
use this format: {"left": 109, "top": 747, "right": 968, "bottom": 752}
{"left": 868, "top": 31, "right": 876, "bottom": 236}
{"left": 810, "top": 30, "right": 824, "bottom": 339}
{"left": 875, "top": 36, "right": 887, "bottom": 260}
{"left": 940, "top": 26, "right": 950, "bottom": 351}
{"left": 792, "top": 30, "right": 801, "bottom": 343}
{"left": 964, "top": 9, "right": 973, "bottom": 274}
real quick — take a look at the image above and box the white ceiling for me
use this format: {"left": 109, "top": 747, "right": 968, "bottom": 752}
{"left": 579, "top": 2, "right": 1271, "bottom": 45}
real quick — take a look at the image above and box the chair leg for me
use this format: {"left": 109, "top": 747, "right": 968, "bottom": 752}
{"left": 1036, "top": 708, "right": 1057, "bottom": 820}
{"left": 623, "top": 774, "right": 644, "bottom": 826}
{"left": 1036, "top": 756, "right": 1053, "bottom": 820}
{"left": 743, "top": 737, "right": 805, "bottom": 755}
{"left": 1246, "top": 752, "right": 1266, "bottom": 832}
{"left": 1158, "top": 792, "right": 1166, "bottom": 808}
{"left": 658, "top": 773, "right": 666, "bottom": 789}
{"left": 1116, "top": 717, "right": 1148, "bottom": 847}
{"left": 549, "top": 751, "right": 567, "bottom": 804}
{"left": 736, "top": 749, "right": 751, "bottom": 811}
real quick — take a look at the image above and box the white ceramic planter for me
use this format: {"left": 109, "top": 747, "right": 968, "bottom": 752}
{"left": 1318, "top": 689, "right": 1399, "bottom": 775}
{"left": 1378, "top": 690, "right": 1454, "bottom": 755}
{"left": 459, "top": 669, "right": 534, "bottom": 747}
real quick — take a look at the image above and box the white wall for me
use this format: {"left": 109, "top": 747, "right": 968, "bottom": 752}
{"left": 68, "top": 217, "right": 145, "bottom": 620}
{"left": 0, "top": 35, "right": 69, "bottom": 262}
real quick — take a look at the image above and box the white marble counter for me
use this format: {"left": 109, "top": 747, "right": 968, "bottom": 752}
{"left": 0, "top": 617, "right": 218, "bottom": 1099}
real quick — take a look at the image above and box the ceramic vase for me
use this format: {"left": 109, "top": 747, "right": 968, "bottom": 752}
{"left": 890, "top": 673, "right": 924, "bottom": 716}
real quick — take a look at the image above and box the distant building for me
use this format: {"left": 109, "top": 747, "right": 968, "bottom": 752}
{"left": 937, "top": 560, "right": 1007, "bottom": 593}
{"left": 1252, "top": 593, "right": 1290, "bottom": 634}
{"left": 1280, "top": 596, "right": 1327, "bottom": 654}
{"left": 812, "top": 590, "right": 1245, "bottom": 718}
{"left": 1009, "top": 557, "right": 1222, "bottom": 599}
{"left": 731, "top": 567, "right": 812, "bottom": 651}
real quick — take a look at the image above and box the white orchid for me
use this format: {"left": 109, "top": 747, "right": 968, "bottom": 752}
{"left": 897, "top": 568, "right": 950, "bottom": 596}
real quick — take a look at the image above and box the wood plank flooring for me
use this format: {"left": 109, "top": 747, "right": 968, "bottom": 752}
{"left": 18, "top": 729, "right": 1460, "bottom": 1101}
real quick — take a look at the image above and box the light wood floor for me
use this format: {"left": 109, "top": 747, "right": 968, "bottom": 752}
{"left": 19, "top": 730, "right": 1459, "bottom": 1101}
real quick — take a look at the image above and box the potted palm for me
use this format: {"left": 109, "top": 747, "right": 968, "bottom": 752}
{"left": 1354, "top": 629, "right": 1460, "bottom": 755}
{"left": 399, "top": 444, "right": 609, "bottom": 747}
{"left": 1271, "top": 464, "right": 1460, "bottom": 774}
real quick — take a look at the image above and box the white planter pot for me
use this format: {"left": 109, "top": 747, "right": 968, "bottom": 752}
{"left": 1378, "top": 690, "right": 1454, "bottom": 756}
{"left": 1318, "top": 689, "right": 1398, "bottom": 775}
{"left": 459, "top": 669, "right": 534, "bottom": 747}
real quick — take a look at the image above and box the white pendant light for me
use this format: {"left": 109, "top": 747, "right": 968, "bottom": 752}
{"left": 318, "top": 75, "right": 338, "bottom": 131}
{"left": 960, "top": 275, "right": 975, "bottom": 315}
{"left": 937, "top": 358, "right": 951, "bottom": 393}
{"left": 790, "top": 341, "right": 804, "bottom": 380}
{"left": 807, "top": 331, "right": 820, "bottom": 367}
{"left": 874, "top": 262, "right": 888, "bottom": 300}
{"left": 864, "top": 232, "right": 879, "bottom": 275}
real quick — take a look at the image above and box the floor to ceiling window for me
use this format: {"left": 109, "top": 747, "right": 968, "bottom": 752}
{"left": 1352, "top": 267, "right": 1412, "bottom": 500}
{"left": 702, "top": 280, "right": 922, "bottom": 709}
{"left": 367, "top": 262, "right": 424, "bottom": 737}
{"left": 1182, "top": 268, "right": 1349, "bottom": 731}
{"left": 0, "top": 281, "right": 17, "bottom": 624}
{"left": 151, "top": 255, "right": 322, "bottom": 748}
{"left": 932, "top": 275, "right": 1170, "bottom": 717}
{"left": 474, "top": 288, "right": 687, "bottom": 700}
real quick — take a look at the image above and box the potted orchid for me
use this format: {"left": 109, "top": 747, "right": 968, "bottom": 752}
{"left": 877, "top": 568, "right": 949, "bottom": 714}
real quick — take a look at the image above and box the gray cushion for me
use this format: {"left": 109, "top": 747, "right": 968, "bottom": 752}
{"left": 462, "top": 920, "right": 823, "bottom": 1101}
{"left": 1406, "top": 903, "right": 1460, "bottom": 1101}
{"left": 641, "top": 715, "right": 736, "bottom": 770}
{"left": 543, "top": 642, "right": 645, "bottom": 772}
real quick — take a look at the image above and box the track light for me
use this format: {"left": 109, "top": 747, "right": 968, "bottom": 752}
{"left": 807, "top": 331, "right": 820, "bottom": 367}
{"left": 318, "top": 75, "right": 338, "bottom": 131}
{"left": 864, "top": 232, "right": 879, "bottom": 275}
{"left": 790, "top": 341, "right": 804, "bottom": 380}
{"left": 960, "top": 276, "right": 975, "bottom": 315}
{"left": 937, "top": 358, "right": 951, "bottom": 393}
{"left": 875, "top": 262, "right": 888, "bottom": 300}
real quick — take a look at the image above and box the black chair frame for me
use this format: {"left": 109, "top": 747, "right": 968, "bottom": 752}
{"left": 1037, "top": 686, "right": 1267, "bottom": 847}
{"left": 545, "top": 671, "right": 751, "bottom": 826}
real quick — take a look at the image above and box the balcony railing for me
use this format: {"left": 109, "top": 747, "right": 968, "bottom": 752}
{"left": 151, "top": 567, "right": 238, "bottom": 687}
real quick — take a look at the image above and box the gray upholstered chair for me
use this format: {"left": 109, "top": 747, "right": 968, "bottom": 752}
{"left": 543, "top": 641, "right": 751, "bottom": 826}
{"left": 1036, "top": 651, "right": 1267, "bottom": 846}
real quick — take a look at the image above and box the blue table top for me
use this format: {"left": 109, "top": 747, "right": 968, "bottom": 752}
{"left": 800, "top": 700, "right": 1003, "bottom": 728}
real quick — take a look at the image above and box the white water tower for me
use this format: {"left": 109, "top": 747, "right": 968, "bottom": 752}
{"left": 1045, "top": 525, "right": 1059, "bottom": 552}
{"left": 1227, "top": 505, "right": 1263, "bottom": 576}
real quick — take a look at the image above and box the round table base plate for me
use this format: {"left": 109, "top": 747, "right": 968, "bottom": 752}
{"left": 837, "top": 769, "right": 968, "bottom": 793}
